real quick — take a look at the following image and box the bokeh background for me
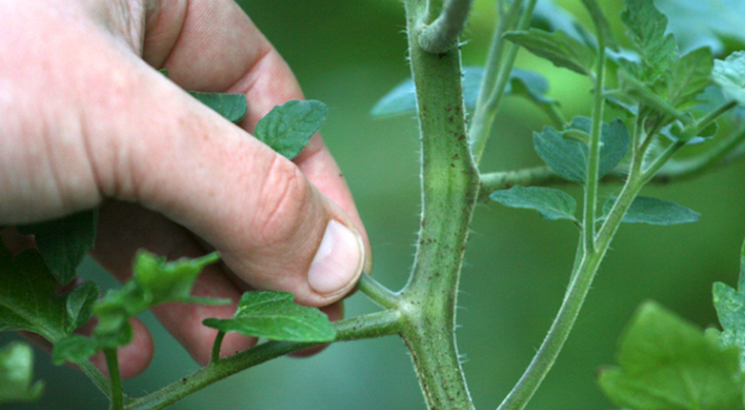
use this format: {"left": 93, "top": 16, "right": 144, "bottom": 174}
{"left": 4, "top": 0, "right": 745, "bottom": 408}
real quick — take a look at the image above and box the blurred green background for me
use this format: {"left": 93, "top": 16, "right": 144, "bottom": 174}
{"left": 5, "top": 0, "right": 745, "bottom": 409}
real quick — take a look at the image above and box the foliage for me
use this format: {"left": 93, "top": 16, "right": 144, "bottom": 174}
{"left": 0, "top": 342, "right": 44, "bottom": 403}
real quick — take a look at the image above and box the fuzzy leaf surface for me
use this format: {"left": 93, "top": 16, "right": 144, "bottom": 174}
{"left": 664, "top": 47, "right": 713, "bottom": 109}
{"left": 254, "top": 100, "right": 327, "bottom": 159}
{"left": 602, "top": 196, "right": 700, "bottom": 225}
{"left": 713, "top": 51, "right": 745, "bottom": 106}
{"left": 0, "top": 247, "right": 96, "bottom": 342}
{"left": 599, "top": 301, "right": 745, "bottom": 410}
{"left": 0, "top": 343, "right": 43, "bottom": 403}
{"left": 621, "top": 0, "right": 678, "bottom": 81}
{"left": 490, "top": 186, "right": 576, "bottom": 221}
{"left": 503, "top": 29, "right": 596, "bottom": 76}
{"left": 713, "top": 239, "right": 745, "bottom": 368}
{"left": 17, "top": 209, "right": 98, "bottom": 285}
{"left": 203, "top": 291, "right": 336, "bottom": 343}
{"left": 533, "top": 116, "right": 629, "bottom": 184}
{"left": 188, "top": 91, "right": 248, "bottom": 123}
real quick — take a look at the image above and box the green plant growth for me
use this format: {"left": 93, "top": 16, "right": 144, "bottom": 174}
{"left": 3, "top": 0, "right": 745, "bottom": 408}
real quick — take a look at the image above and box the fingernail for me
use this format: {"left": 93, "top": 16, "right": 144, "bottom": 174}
{"left": 308, "top": 220, "right": 364, "bottom": 295}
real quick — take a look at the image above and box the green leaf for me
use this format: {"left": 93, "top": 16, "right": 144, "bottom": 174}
{"left": 17, "top": 209, "right": 98, "bottom": 285}
{"left": 713, "top": 51, "right": 745, "bottom": 106}
{"left": 577, "top": 0, "right": 617, "bottom": 50}
{"left": 52, "top": 334, "right": 98, "bottom": 366}
{"left": 655, "top": 0, "right": 745, "bottom": 54}
{"left": 90, "top": 250, "right": 228, "bottom": 349}
{"left": 203, "top": 291, "right": 336, "bottom": 343}
{"left": 602, "top": 196, "right": 700, "bottom": 225}
{"left": 664, "top": 47, "right": 713, "bottom": 109}
{"left": 533, "top": 116, "right": 629, "bottom": 184}
{"left": 621, "top": 0, "right": 678, "bottom": 82}
{"left": 504, "top": 29, "right": 596, "bottom": 76}
{"left": 531, "top": 0, "right": 595, "bottom": 45}
{"left": 0, "top": 343, "right": 44, "bottom": 403}
{"left": 189, "top": 91, "right": 248, "bottom": 124}
{"left": 490, "top": 186, "right": 576, "bottom": 221}
{"left": 65, "top": 281, "right": 99, "bottom": 333}
{"left": 598, "top": 301, "right": 745, "bottom": 410}
{"left": 508, "top": 68, "right": 558, "bottom": 108}
{"left": 0, "top": 248, "right": 95, "bottom": 342}
{"left": 254, "top": 100, "right": 327, "bottom": 159}
{"left": 713, "top": 239, "right": 745, "bottom": 368}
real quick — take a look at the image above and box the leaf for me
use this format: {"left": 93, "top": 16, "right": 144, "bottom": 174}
{"left": 621, "top": 0, "right": 678, "bottom": 82}
{"left": 490, "top": 186, "right": 576, "bottom": 221}
{"left": 713, "top": 239, "right": 745, "bottom": 368}
{"left": 655, "top": 0, "right": 745, "bottom": 54}
{"left": 504, "top": 29, "right": 596, "bottom": 76}
{"left": 203, "top": 291, "right": 336, "bottom": 343}
{"left": 531, "top": 0, "right": 595, "bottom": 45}
{"left": 713, "top": 51, "right": 745, "bottom": 106}
{"left": 601, "top": 196, "right": 700, "bottom": 225}
{"left": 0, "top": 247, "right": 96, "bottom": 342}
{"left": 533, "top": 116, "right": 630, "bottom": 184}
{"left": 508, "top": 68, "right": 557, "bottom": 107}
{"left": 189, "top": 91, "right": 248, "bottom": 123}
{"left": 577, "top": 0, "right": 618, "bottom": 50}
{"left": 0, "top": 343, "right": 44, "bottom": 403}
{"left": 254, "top": 100, "right": 327, "bottom": 159}
{"left": 17, "top": 209, "right": 98, "bottom": 285}
{"left": 664, "top": 47, "right": 713, "bottom": 109}
{"left": 598, "top": 301, "right": 745, "bottom": 410}
{"left": 90, "top": 250, "right": 228, "bottom": 349}
{"left": 52, "top": 335, "right": 98, "bottom": 366}
{"left": 65, "top": 281, "right": 99, "bottom": 333}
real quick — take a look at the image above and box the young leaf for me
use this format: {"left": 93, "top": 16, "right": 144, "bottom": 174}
{"left": 490, "top": 186, "right": 577, "bottom": 222}
{"left": 664, "top": 47, "right": 713, "bottom": 109}
{"left": 189, "top": 91, "right": 248, "bottom": 124}
{"left": 713, "top": 51, "right": 745, "bottom": 106}
{"left": 65, "top": 281, "right": 99, "bottom": 333}
{"left": 0, "top": 248, "right": 95, "bottom": 342}
{"left": 621, "top": 0, "right": 678, "bottom": 81}
{"left": 254, "top": 100, "right": 328, "bottom": 159}
{"left": 713, "top": 239, "right": 745, "bottom": 368}
{"left": 533, "top": 116, "right": 629, "bottom": 184}
{"left": 503, "top": 29, "right": 596, "bottom": 76}
{"left": 0, "top": 343, "right": 44, "bottom": 403}
{"left": 17, "top": 209, "right": 98, "bottom": 285}
{"left": 203, "top": 291, "right": 336, "bottom": 343}
{"left": 52, "top": 335, "right": 98, "bottom": 366}
{"left": 599, "top": 301, "right": 745, "bottom": 410}
{"left": 601, "top": 195, "right": 700, "bottom": 225}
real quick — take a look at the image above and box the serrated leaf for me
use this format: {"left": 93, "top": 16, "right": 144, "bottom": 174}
{"left": 533, "top": 116, "right": 630, "bottom": 184}
{"left": 655, "top": 0, "right": 745, "bottom": 54}
{"left": 90, "top": 250, "right": 228, "bottom": 349}
{"left": 490, "top": 186, "right": 576, "bottom": 221}
{"left": 254, "top": 100, "right": 327, "bottom": 159}
{"left": 52, "top": 335, "right": 98, "bottom": 366}
{"left": 203, "top": 291, "right": 335, "bottom": 343}
{"left": 0, "top": 343, "right": 44, "bottom": 403}
{"left": 621, "top": 0, "right": 678, "bottom": 82}
{"left": 504, "top": 29, "right": 596, "bottom": 76}
{"left": 602, "top": 196, "right": 700, "bottom": 225}
{"left": 599, "top": 301, "right": 745, "bottom": 410}
{"left": 17, "top": 209, "right": 98, "bottom": 285}
{"left": 0, "top": 247, "right": 92, "bottom": 342}
{"left": 189, "top": 91, "right": 248, "bottom": 123}
{"left": 713, "top": 239, "right": 745, "bottom": 368}
{"left": 664, "top": 47, "right": 713, "bottom": 109}
{"left": 713, "top": 51, "right": 745, "bottom": 106}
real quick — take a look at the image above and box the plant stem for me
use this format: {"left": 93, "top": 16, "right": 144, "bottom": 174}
{"left": 357, "top": 273, "right": 399, "bottom": 309}
{"left": 419, "top": 0, "right": 474, "bottom": 53}
{"left": 470, "top": 0, "right": 538, "bottom": 164}
{"left": 78, "top": 360, "right": 113, "bottom": 399}
{"left": 104, "top": 348, "right": 123, "bottom": 410}
{"left": 210, "top": 331, "right": 226, "bottom": 364}
{"left": 124, "top": 310, "right": 402, "bottom": 410}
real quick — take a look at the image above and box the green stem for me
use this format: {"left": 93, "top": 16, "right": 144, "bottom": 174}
{"left": 582, "top": 44, "right": 607, "bottom": 254}
{"left": 357, "top": 273, "right": 399, "bottom": 309}
{"left": 125, "top": 310, "right": 402, "bottom": 410}
{"left": 78, "top": 360, "right": 113, "bottom": 400}
{"left": 104, "top": 348, "right": 123, "bottom": 410}
{"left": 470, "top": 0, "right": 539, "bottom": 164}
{"left": 697, "top": 100, "right": 738, "bottom": 129}
{"left": 419, "top": 0, "right": 474, "bottom": 53}
{"left": 210, "top": 331, "right": 226, "bottom": 364}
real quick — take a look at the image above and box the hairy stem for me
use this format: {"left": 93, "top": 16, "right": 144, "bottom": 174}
{"left": 125, "top": 310, "right": 402, "bottom": 410}
{"left": 104, "top": 348, "right": 123, "bottom": 410}
{"left": 419, "top": 0, "right": 474, "bottom": 53}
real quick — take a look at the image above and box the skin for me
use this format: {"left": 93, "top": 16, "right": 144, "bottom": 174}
{"left": 0, "top": 0, "right": 371, "bottom": 378}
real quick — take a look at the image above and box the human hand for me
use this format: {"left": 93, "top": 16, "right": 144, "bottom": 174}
{"left": 0, "top": 0, "right": 370, "bottom": 378}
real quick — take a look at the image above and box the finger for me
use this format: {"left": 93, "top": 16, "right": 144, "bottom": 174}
{"left": 142, "top": 0, "right": 372, "bottom": 271}
{"left": 92, "top": 201, "right": 255, "bottom": 365}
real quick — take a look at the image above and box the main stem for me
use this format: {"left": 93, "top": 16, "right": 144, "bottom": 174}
{"left": 399, "top": 1, "right": 480, "bottom": 409}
